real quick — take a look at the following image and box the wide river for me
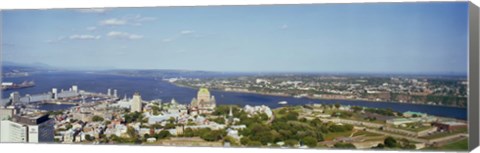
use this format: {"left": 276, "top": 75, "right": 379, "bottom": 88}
{"left": 1, "top": 72, "right": 467, "bottom": 120}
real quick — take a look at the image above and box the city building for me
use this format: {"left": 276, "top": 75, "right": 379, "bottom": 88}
{"left": 72, "top": 85, "right": 78, "bottom": 93}
{"left": 0, "top": 113, "right": 54, "bottom": 143}
{"left": 113, "top": 89, "right": 118, "bottom": 98}
{"left": 386, "top": 118, "right": 420, "bottom": 126}
{"left": 131, "top": 92, "right": 143, "bottom": 113}
{"left": 0, "top": 106, "right": 16, "bottom": 121}
{"left": 9, "top": 92, "right": 21, "bottom": 105}
{"left": 190, "top": 88, "right": 216, "bottom": 114}
{"left": 403, "top": 111, "right": 427, "bottom": 118}
{"left": 112, "top": 95, "right": 132, "bottom": 109}
{"left": 52, "top": 88, "right": 58, "bottom": 100}
{"left": 432, "top": 121, "right": 467, "bottom": 132}
{"left": 243, "top": 105, "right": 273, "bottom": 118}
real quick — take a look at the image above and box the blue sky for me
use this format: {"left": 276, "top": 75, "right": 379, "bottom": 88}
{"left": 1, "top": 2, "right": 469, "bottom": 74}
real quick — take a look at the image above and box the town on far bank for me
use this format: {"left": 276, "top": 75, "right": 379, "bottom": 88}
{"left": 0, "top": 85, "right": 468, "bottom": 151}
{"left": 169, "top": 75, "right": 467, "bottom": 108}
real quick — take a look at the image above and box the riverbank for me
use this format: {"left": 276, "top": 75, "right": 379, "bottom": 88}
{"left": 170, "top": 82, "right": 467, "bottom": 110}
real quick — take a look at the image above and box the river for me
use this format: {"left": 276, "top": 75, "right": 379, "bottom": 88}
{"left": 1, "top": 71, "right": 467, "bottom": 120}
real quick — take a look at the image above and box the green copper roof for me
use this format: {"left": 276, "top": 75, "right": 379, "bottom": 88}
{"left": 198, "top": 87, "right": 210, "bottom": 95}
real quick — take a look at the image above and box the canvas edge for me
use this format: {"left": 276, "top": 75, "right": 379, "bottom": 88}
{"left": 468, "top": 1, "right": 479, "bottom": 152}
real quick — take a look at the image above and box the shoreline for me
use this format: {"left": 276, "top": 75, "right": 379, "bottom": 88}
{"left": 170, "top": 82, "right": 467, "bottom": 110}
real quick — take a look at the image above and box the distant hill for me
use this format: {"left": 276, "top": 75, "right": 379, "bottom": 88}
{"left": 101, "top": 69, "right": 251, "bottom": 79}
{"left": 2, "top": 61, "right": 53, "bottom": 73}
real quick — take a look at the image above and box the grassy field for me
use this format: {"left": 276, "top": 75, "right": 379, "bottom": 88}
{"left": 420, "top": 127, "right": 467, "bottom": 139}
{"left": 323, "top": 131, "right": 353, "bottom": 141}
{"left": 145, "top": 137, "right": 223, "bottom": 147}
{"left": 425, "top": 138, "right": 468, "bottom": 151}
{"left": 352, "top": 130, "right": 382, "bottom": 137}
{"left": 397, "top": 125, "right": 433, "bottom": 132}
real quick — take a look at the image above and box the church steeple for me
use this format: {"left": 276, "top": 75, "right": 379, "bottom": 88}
{"left": 228, "top": 106, "right": 233, "bottom": 124}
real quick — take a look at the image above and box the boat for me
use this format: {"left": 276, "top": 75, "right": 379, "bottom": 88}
{"left": 1, "top": 80, "right": 35, "bottom": 91}
{"left": 293, "top": 95, "right": 303, "bottom": 98}
{"left": 278, "top": 101, "right": 288, "bottom": 105}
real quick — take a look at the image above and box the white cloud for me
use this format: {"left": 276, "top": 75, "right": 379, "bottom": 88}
{"left": 100, "top": 18, "right": 127, "bottom": 26}
{"left": 46, "top": 34, "right": 100, "bottom": 43}
{"left": 129, "top": 15, "right": 156, "bottom": 22}
{"left": 162, "top": 30, "right": 195, "bottom": 43}
{"left": 69, "top": 34, "right": 101, "bottom": 40}
{"left": 77, "top": 8, "right": 107, "bottom": 13}
{"left": 180, "top": 30, "right": 194, "bottom": 35}
{"left": 99, "top": 15, "right": 156, "bottom": 26}
{"left": 280, "top": 24, "right": 289, "bottom": 29}
{"left": 86, "top": 26, "right": 97, "bottom": 31}
{"left": 107, "top": 31, "right": 143, "bottom": 40}
{"left": 45, "top": 36, "right": 66, "bottom": 43}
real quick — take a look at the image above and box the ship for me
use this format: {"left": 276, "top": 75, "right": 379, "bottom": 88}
{"left": 278, "top": 101, "right": 288, "bottom": 105}
{"left": 1, "top": 81, "right": 35, "bottom": 91}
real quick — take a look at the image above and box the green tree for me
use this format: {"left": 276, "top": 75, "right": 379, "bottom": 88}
{"left": 127, "top": 126, "right": 138, "bottom": 139}
{"left": 84, "top": 134, "right": 93, "bottom": 141}
{"left": 212, "top": 117, "right": 226, "bottom": 124}
{"left": 92, "top": 115, "right": 104, "bottom": 122}
{"left": 65, "top": 123, "right": 73, "bottom": 130}
{"left": 285, "top": 139, "right": 299, "bottom": 147}
{"left": 351, "top": 106, "right": 363, "bottom": 112}
{"left": 302, "top": 136, "right": 318, "bottom": 148}
{"left": 334, "top": 103, "right": 341, "bottom": 109}
{"left": 246, "top": 141, "right": 263, "bottom": 147}
{"left": 240, "top": 137, "right": 251, "bottom": 145}
{"left": 151, "top": 105, "right": 160, "bottom": 115}
{"left": 334, "top": 142, "right": 356, "bottom": 149}
{"left": 200, "top": 130, "right": 226, "bottom": 142}
{"left": 224, "top": 136, "right": 240, "bottom": 146}
{"left": 372, "top": 143, "right": 385, "bottom": 149}
{"left": 285, "top": 112, "right": 299, "bottom": 121}
{"left": 183, "top": 128, "right": 195, "bottom": 137}
{"left": 384, "top": 136, "right": 397, "bottom": 148}
{"left": 157, "top": 130, "right": 171, "bottom": 139}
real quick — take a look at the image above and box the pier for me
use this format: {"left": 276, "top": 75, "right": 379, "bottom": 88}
{"left": 1, "top": 85, "right": 120, "bottom": 108}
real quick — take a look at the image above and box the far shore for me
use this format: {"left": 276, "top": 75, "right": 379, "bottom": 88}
{"left": 169, "top": 81, "right": 467, "bottom": 110}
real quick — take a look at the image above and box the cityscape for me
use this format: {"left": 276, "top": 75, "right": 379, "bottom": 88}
{"left": 0, "top": 2, "right": 470, "bottom": 151}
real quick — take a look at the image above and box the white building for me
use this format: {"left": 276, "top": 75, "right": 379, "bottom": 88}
{"left": 0, "top": 114, "right": 54, "bottom": 143}
{"left": 243, "top": 105, "right": 273, "bottom": 118}
{"left": 131, "top": 92, "right": 143, "bottom": 113}
{"left": 0, "top": 120, "right": 27, "bottom": 142}
{"left": 0, "top": 107, "right": 15, "bottom": 121}
{"left": 113, "top": 95, "right": 132, "bottom": 109}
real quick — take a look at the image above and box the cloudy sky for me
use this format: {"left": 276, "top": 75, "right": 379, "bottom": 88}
{"left": 1, "top": 2, "right": 468, "bottom": 74}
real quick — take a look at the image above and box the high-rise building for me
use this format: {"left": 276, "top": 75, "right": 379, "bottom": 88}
{"left": 72, "top": 85, "right": 78, "bottom": 93}
{"left": 131, "top": 92, "right": 143, "bottom": 113}
{"left": 0, "top": 114, "right": 54, "bottom": 143}
{"left": 52, "top": 88, "right": 58, "bottom": 100}
{"left": 0, "top": 107, "right": 15, "bottom": 121}
{"left": 9, "top": 92, "right": 20, "bottom": 105}
{"left": 113, "top": 89, "right": 118, "bottom": 98}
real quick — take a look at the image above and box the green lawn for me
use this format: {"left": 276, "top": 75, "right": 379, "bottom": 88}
{"left": 425, "top": 138, "right": 468, "bottom": 151}
{"left": 420, "top": 128, "right": 467, "bottom": 140}
{"left": 352, "top": 130, "right": 382, "bottom": 137}
{"left": 397, "top": 125, "right": 433, "bottom": 132}
{"left": 323, "top": 131, "right": 353, "bottom": 141}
